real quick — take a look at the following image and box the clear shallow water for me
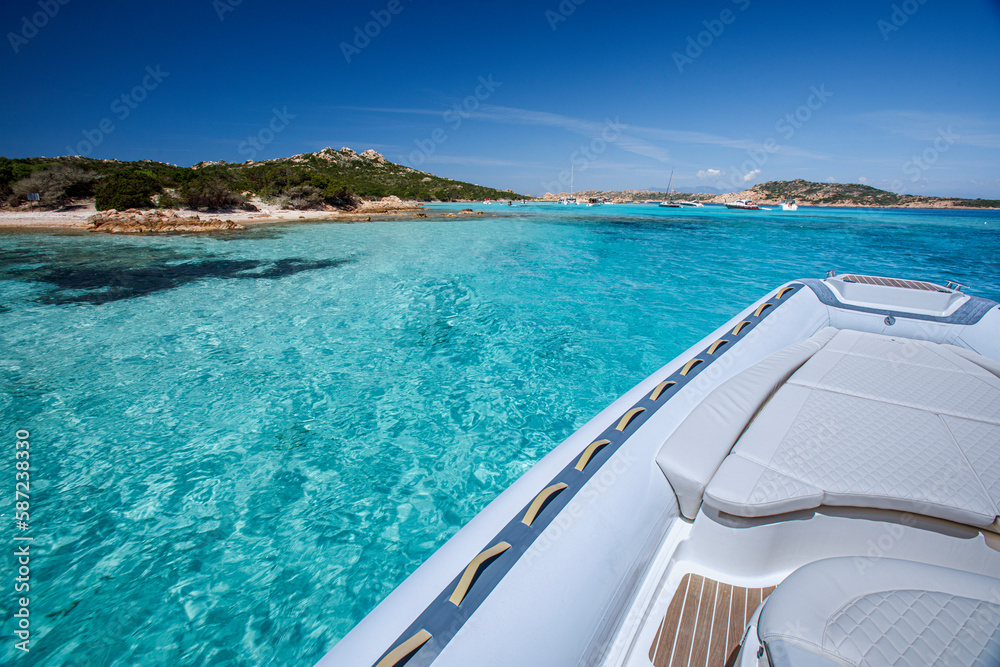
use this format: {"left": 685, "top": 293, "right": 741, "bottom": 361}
{"left": 1, "top": 204, "right": 998, "bottom": 666}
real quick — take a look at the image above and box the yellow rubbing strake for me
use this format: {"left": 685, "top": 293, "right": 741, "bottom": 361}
{"left": 575, "top": 439, "right": 611, "bottom": 471}
{"left": 731, "top": 320, "right": 752, "bottom": 335}
{"left": 521, "top": 483, "right": 569, "bottom": 526}
{"left": 775, "top": 285, "right": 795, "bottom": 299}
{"left": 616, "top": 407, "right": 646, "bottom": 431}
{"left": 649, "top": 381, "right": 676, "bottom": 401}
{"left": 376, "top": 630, "right": 433, "bottom": 667}
{"left": 707, "top": 339, "right": 729, "bottom": 355}
{"left": 680, "top": 359, "right": 704, "bottom": 376}
{"left": 753, "top": 303, "right": 773, "bottom": 317}
{"left": 449, "top": 542, "right": 511, "bottom": 606}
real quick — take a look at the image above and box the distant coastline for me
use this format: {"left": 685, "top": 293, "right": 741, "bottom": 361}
{"left": 541, "top": 179, "right": 1000, "bottom": 210}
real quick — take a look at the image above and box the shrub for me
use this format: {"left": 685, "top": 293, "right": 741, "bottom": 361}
{"left": 280, "top": 184, "right": 325, "bottom": 210}
{"left": 95, "top": 170, "right": 160, "bottom": 210}
{"left": 156, "top": 191, "right": 181, "bottom": 209}
{"left": 0, "top": 159, "right": 33, "bottom": 200}
{"left": 182, "top": 178, "right": 247, "bottom": 211}
{"left": 11, "top": 164, "right": 97, "bottom": 208}
{"left": 322, "top": 185, "right": 359, "bottom": 209}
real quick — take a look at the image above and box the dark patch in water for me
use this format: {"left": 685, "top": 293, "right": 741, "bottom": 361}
{"left": 1, "top": 248, "right": 351, "bottom": 305}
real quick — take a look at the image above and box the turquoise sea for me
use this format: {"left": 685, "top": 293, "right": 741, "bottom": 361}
{"left": 1, "top": 203, "right": 999, "bottom": 665}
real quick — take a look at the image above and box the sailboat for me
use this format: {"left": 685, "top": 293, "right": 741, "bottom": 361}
{"left": 658, "top": 169, "right": 680, "bottom": 208}
{"left": 559, "top": 166, "right": 579, "bottom": 205}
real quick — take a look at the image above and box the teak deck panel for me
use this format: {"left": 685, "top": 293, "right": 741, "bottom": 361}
{"left": 648, "top": 574, "right": 776, "bottom": 667}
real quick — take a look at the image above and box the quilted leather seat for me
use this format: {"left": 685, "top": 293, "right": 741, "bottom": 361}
{"left": 703, "top": 330, "right": 1000, "bottom": 531}
{"left": 757, "top": 558, "right": 1000, "bottom": 666}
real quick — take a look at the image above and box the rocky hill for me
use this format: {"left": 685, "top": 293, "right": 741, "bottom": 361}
{"left": 710, "top": 179, "right": 1000, "bottom": 209}
{"left": 0, "top": 149, "right": 526, "bottom": 212}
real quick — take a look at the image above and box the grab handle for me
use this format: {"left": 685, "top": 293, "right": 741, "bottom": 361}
{"left": 575, "top": 439, "right": 611, "bottom": 471}
{"left": 449, "top": 542, "right": 511, "bottom": 606}
{"left": 375, "top": 630, "right": 432, "bottom": 667}
{"left": 616, "top": 407, "right": 646, "bottom": 431}
{"left": 521, "top": 483, "right": 569, "bottom": 526}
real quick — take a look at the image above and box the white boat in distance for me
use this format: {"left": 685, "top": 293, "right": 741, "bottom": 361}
{"left": 319, "top": 272, "right": 1000, "bottom": 667}
{"left": 675, "top": 199, "right": 704, "bottom": 207}
{"left": 725, "top": 198, "right": 761, "bottom": 210}
{"left": 560, "top": 166, "right": 579, "bottom": 205}
{"left": 659, "top": 169, "right": 681, "bottom": 208}
{"left": 781, "top": 200, "right": 799, "bottom": 211}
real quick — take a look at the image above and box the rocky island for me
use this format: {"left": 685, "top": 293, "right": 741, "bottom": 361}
{"left": 708, "top": 180, "right": 1000, "bottom": 209}
{"left": 0, "top": 149, "right": 525, "bottom": 232}
{"left": 544, "top": 180, "right": 999, "bottom": 209}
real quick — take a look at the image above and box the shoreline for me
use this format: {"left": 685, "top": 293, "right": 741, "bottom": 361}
{"left": 0, "top": 197, "right": 423, "bottom": 232}
{"left": 0, "top": 200, "right": 506, "bottom": 233}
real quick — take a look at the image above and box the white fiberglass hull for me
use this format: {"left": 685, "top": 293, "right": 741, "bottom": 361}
{"left": 318, "top": 276, "right": 1000, "bottom": 667}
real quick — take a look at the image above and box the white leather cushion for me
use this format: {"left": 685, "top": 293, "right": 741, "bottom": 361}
{"left": 704, "top": 386, "right": 999, "bottom": 526}
{"left": 946, "top": 343, "right": 1000, "bottom": 380}
{"left": 703, "top": 330, "right": 1000, "bottom": 529}
{"left": 787, "top": 334, "right": 1000, "bottom": 424}
{"left": 655, "top": 327, "right": 838, "bottom": 519}
{"left": 759, "top": 558, "right": 1000, "bottom": 666}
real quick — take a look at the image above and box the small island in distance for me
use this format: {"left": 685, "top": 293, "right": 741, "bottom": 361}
{"left": 548, "top": 179, "right": 1000, "bottom": 209}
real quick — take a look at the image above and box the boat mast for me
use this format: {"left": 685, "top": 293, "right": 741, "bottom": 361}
{"left": 667, "top": 169, "right": 674, "bottom": 204}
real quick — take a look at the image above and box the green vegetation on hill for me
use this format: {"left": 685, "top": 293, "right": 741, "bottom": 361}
{"left": 0, "top": 149, "right": 526, "bottom": 211}
{"left": 94, "top": 169, "right": 162, "bottom": 210}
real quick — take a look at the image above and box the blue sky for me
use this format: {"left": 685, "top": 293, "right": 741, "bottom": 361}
{"left": 1, "top": 0, "right": 999, "bottom": 197}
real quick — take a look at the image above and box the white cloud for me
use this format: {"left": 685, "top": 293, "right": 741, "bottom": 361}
{"left": 697, "top": 168, "right": 722, "bottom": 179}
{"left": 826, "top": 176, "right": 836, "bottom": 183}
{"left": 743, "top": 169, "right": 761, "bottom": 182}
{"left": 858, "top": 176, "right": 868, "bottom": 183}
